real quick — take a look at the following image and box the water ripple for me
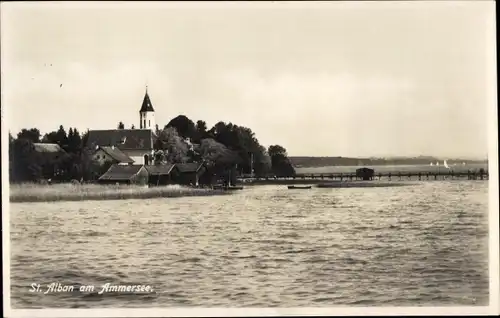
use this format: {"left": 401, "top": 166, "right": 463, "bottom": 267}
{"left": 9, "top": 181, "right": 489, "bottom": 308}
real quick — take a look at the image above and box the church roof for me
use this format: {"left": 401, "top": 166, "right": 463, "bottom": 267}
{"left": 86, "top": 129, "right": 155, "bottom": 150}
{"left": 140, "top": 90, "right": 155, "bottom": 112}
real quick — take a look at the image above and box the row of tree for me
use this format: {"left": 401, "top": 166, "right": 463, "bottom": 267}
{"left": 9, "top": 115, "right": 295, "bottom": 183}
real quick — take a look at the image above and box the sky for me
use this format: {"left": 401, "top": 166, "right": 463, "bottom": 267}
{"left": 1, "top": 1, "right": 496, "bottom": 158}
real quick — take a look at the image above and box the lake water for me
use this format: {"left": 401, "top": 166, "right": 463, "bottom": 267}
{"left": 10, "top": 180, "right": 489, "bottom": 308}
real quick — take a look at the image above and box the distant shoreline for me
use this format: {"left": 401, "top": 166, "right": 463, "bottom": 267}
{"left": 290, "top": 157, "right": 488, "bottom": 168}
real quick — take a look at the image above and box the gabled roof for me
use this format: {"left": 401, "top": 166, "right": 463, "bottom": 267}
{"left": 33, "top": 143, "right": 66, "bottom": 153}
{"left": 99, "top": 164, "right": 145, "bottom": 181}
{"left": 176, "top": 162, "right": 204, "bottom": 173}
{"left": 86, "top": 129, "right": 154, "bottom": 150}
{"left": 98, "top": 146, "right": 134, "bottom": 164}
{"left": 145, "top": 164, "right": 176, "bottom": 175}
{"left": 140, "top": 91, "right": 155, "bottom": 112}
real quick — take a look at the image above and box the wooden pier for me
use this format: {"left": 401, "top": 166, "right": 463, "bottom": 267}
{"left": 241, "top": 169, "right": 489, "bottom": 182}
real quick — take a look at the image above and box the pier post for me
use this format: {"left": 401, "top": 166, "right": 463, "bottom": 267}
{"left": 418, "top": 172, "right": 421, "bottom": 181}
{"left": 340, "top": 174, "right": 343, "bottom": 181}
{"left": 388, "top": 172, "right": 391, "bottom": 181}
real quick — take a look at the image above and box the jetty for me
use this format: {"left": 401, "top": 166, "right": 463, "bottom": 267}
{"left": 240, "top": 169, "right": 488, "bottom": 184}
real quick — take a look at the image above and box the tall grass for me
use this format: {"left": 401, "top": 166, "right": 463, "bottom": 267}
{"left": 9, "top": 183, "right": 230, "bottom": 203}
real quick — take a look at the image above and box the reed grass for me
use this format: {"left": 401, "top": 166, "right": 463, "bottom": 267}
{"left": 9, "top": 183, "right": 230, "bottom": 203}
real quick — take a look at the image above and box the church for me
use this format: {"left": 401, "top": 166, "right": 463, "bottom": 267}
{"left": 85, "top": 88, "right": 158, "bottom": 165}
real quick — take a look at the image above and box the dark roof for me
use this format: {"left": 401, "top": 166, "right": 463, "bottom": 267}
{"left": 86, "top": 129, "right": 154, "bottom": 150}
{"left": 98, "top": 146, "right": 134, "bottom": 164}
{"left": 176, "top": 162, "right": 204, "bottom": 173}
{"left": 33, "top": 143, "right": 66, "bottom": 153}
{"left": 145, "top": 164, "right": 175, "bottom": 175}
{"left": 140, "top": 91, "right": 155, "bottom": 112}
{"left": 99, "top": 164, "right": 145, "bottom": 181}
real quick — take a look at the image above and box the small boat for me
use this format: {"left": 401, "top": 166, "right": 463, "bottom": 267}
{"left": 213, "top": 184, "right": 244, "bottom": 190}
{"left": 226, "top": 186, "right": 244, "bottom": 190}
{"left": 288, "top": 185, "right": 312, "bottom": 189}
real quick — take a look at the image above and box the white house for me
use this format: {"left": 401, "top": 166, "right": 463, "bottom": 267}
{"left": 92, "top": 145, "right": 135, "bottom": 165}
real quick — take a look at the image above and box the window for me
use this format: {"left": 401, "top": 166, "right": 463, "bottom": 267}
{"left": 143, "top": 119, "right": 146, "bottom": 128}
{"left": 96, "top": 155, "right": 100, "bottom": 159}
{"left": 144, "top": 154, "right": 149, "bottom": 165}
{"left": 149, "top": 120, "right": 151, "bottom": 127}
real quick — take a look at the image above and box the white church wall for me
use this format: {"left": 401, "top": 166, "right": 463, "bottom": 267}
{"left": 123, "top": 149, "right": 154, "bottom": 165}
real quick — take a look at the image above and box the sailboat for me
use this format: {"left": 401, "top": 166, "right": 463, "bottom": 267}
{"left": 430, "top": 162, "right": 434, "bottom": 166}
{"left": 436, "top": 162, "right": 440, "bottom": 166}
{"left": 443, "top": 160, "right": 450, "bottom": 169}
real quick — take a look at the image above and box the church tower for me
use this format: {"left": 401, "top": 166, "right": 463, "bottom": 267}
{"left": 139, "top": 86, "right": 155, "bottom": 130}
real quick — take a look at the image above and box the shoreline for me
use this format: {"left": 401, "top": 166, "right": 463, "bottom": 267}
{"left": 242, "top": 180, "right": 413, "bottom": 188}
{"left": 9, "top": 183, "right": 232, "bottom": 204}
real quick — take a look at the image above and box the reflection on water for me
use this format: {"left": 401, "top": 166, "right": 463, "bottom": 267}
{"left": 10, "top": 181, "right": 489, "bottom": 307}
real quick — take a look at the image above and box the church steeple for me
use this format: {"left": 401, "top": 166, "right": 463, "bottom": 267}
{"left": 139, "top": 86, "right": 155, "bottom": 129}
{"left": 140, "top": 86, "right": 155, "bottom": 112}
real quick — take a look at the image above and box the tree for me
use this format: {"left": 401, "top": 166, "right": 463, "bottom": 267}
{"left": 154, "top": 127, "right": 190, "bottom": 163}
{"left": 194, "top": 120, "right": 208, "bottom": 142}
{"left": 10, "top": 138, "right": 43, "bottom": 182}
{"left": 81, "top": 129, "right": 90, "bottom": 149}
{"left": 206, "top": 121, "right": 272, "bottom": 176}
{"left": 17, "top": 128, "right": 41, "bottom": 143}
{"left": 42, "top": 131, "right": 59, "bottom": 144}
{"left": 153, "top": 149, "right": 167, "bottom": 165}
{"left": 268, "top": 145, "right": 288, "bottom": 157}
{"left": 268, "top": 145, "right": 295, "bottom": 176}
{"left": 198, "top": 138, "right": 238, "bottom": 166}
{"left": 131, "top": 124, "right": 135, "bottom": 129}
{"left": 166, "top": 115, "right": 197, "bottom": 140}
{"left": 67, "top": 128, "right": 82, "bottom": 154}
{"left": 55, "top": 125, "right": 68, "bottom": 150}
{"left": 117, "top": 121, "right": 125, "bottom": 129}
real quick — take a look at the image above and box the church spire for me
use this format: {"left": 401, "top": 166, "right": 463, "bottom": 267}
{"left": 140, "top": 86, "right": 154, "bottom": 112}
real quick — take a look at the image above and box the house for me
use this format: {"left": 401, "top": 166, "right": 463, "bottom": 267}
{"left": 33, "top": 143, "right": 66, "bottom": 159}
{"left": 85, "top": 88, "right": 157, "bottom": 165}
{"left": 356, "top": 167, "right": 375, "bottom": 181}
{"left": 86, "top": 129, "right": 156, "bottom": 165}
{"left": 98, "top": 164, "right": 149, "bottom": 185}
{"left": 93, "top": 146, "right": 134, "bottom": 165}
{"left": 145, "top": 164, "right": 178, "bottom": 186}
{"left": 33, "top": 143, "right": 67, "bottom": 179}
{"left": 173, "top": 162, "right": 209, "bottom": 186}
